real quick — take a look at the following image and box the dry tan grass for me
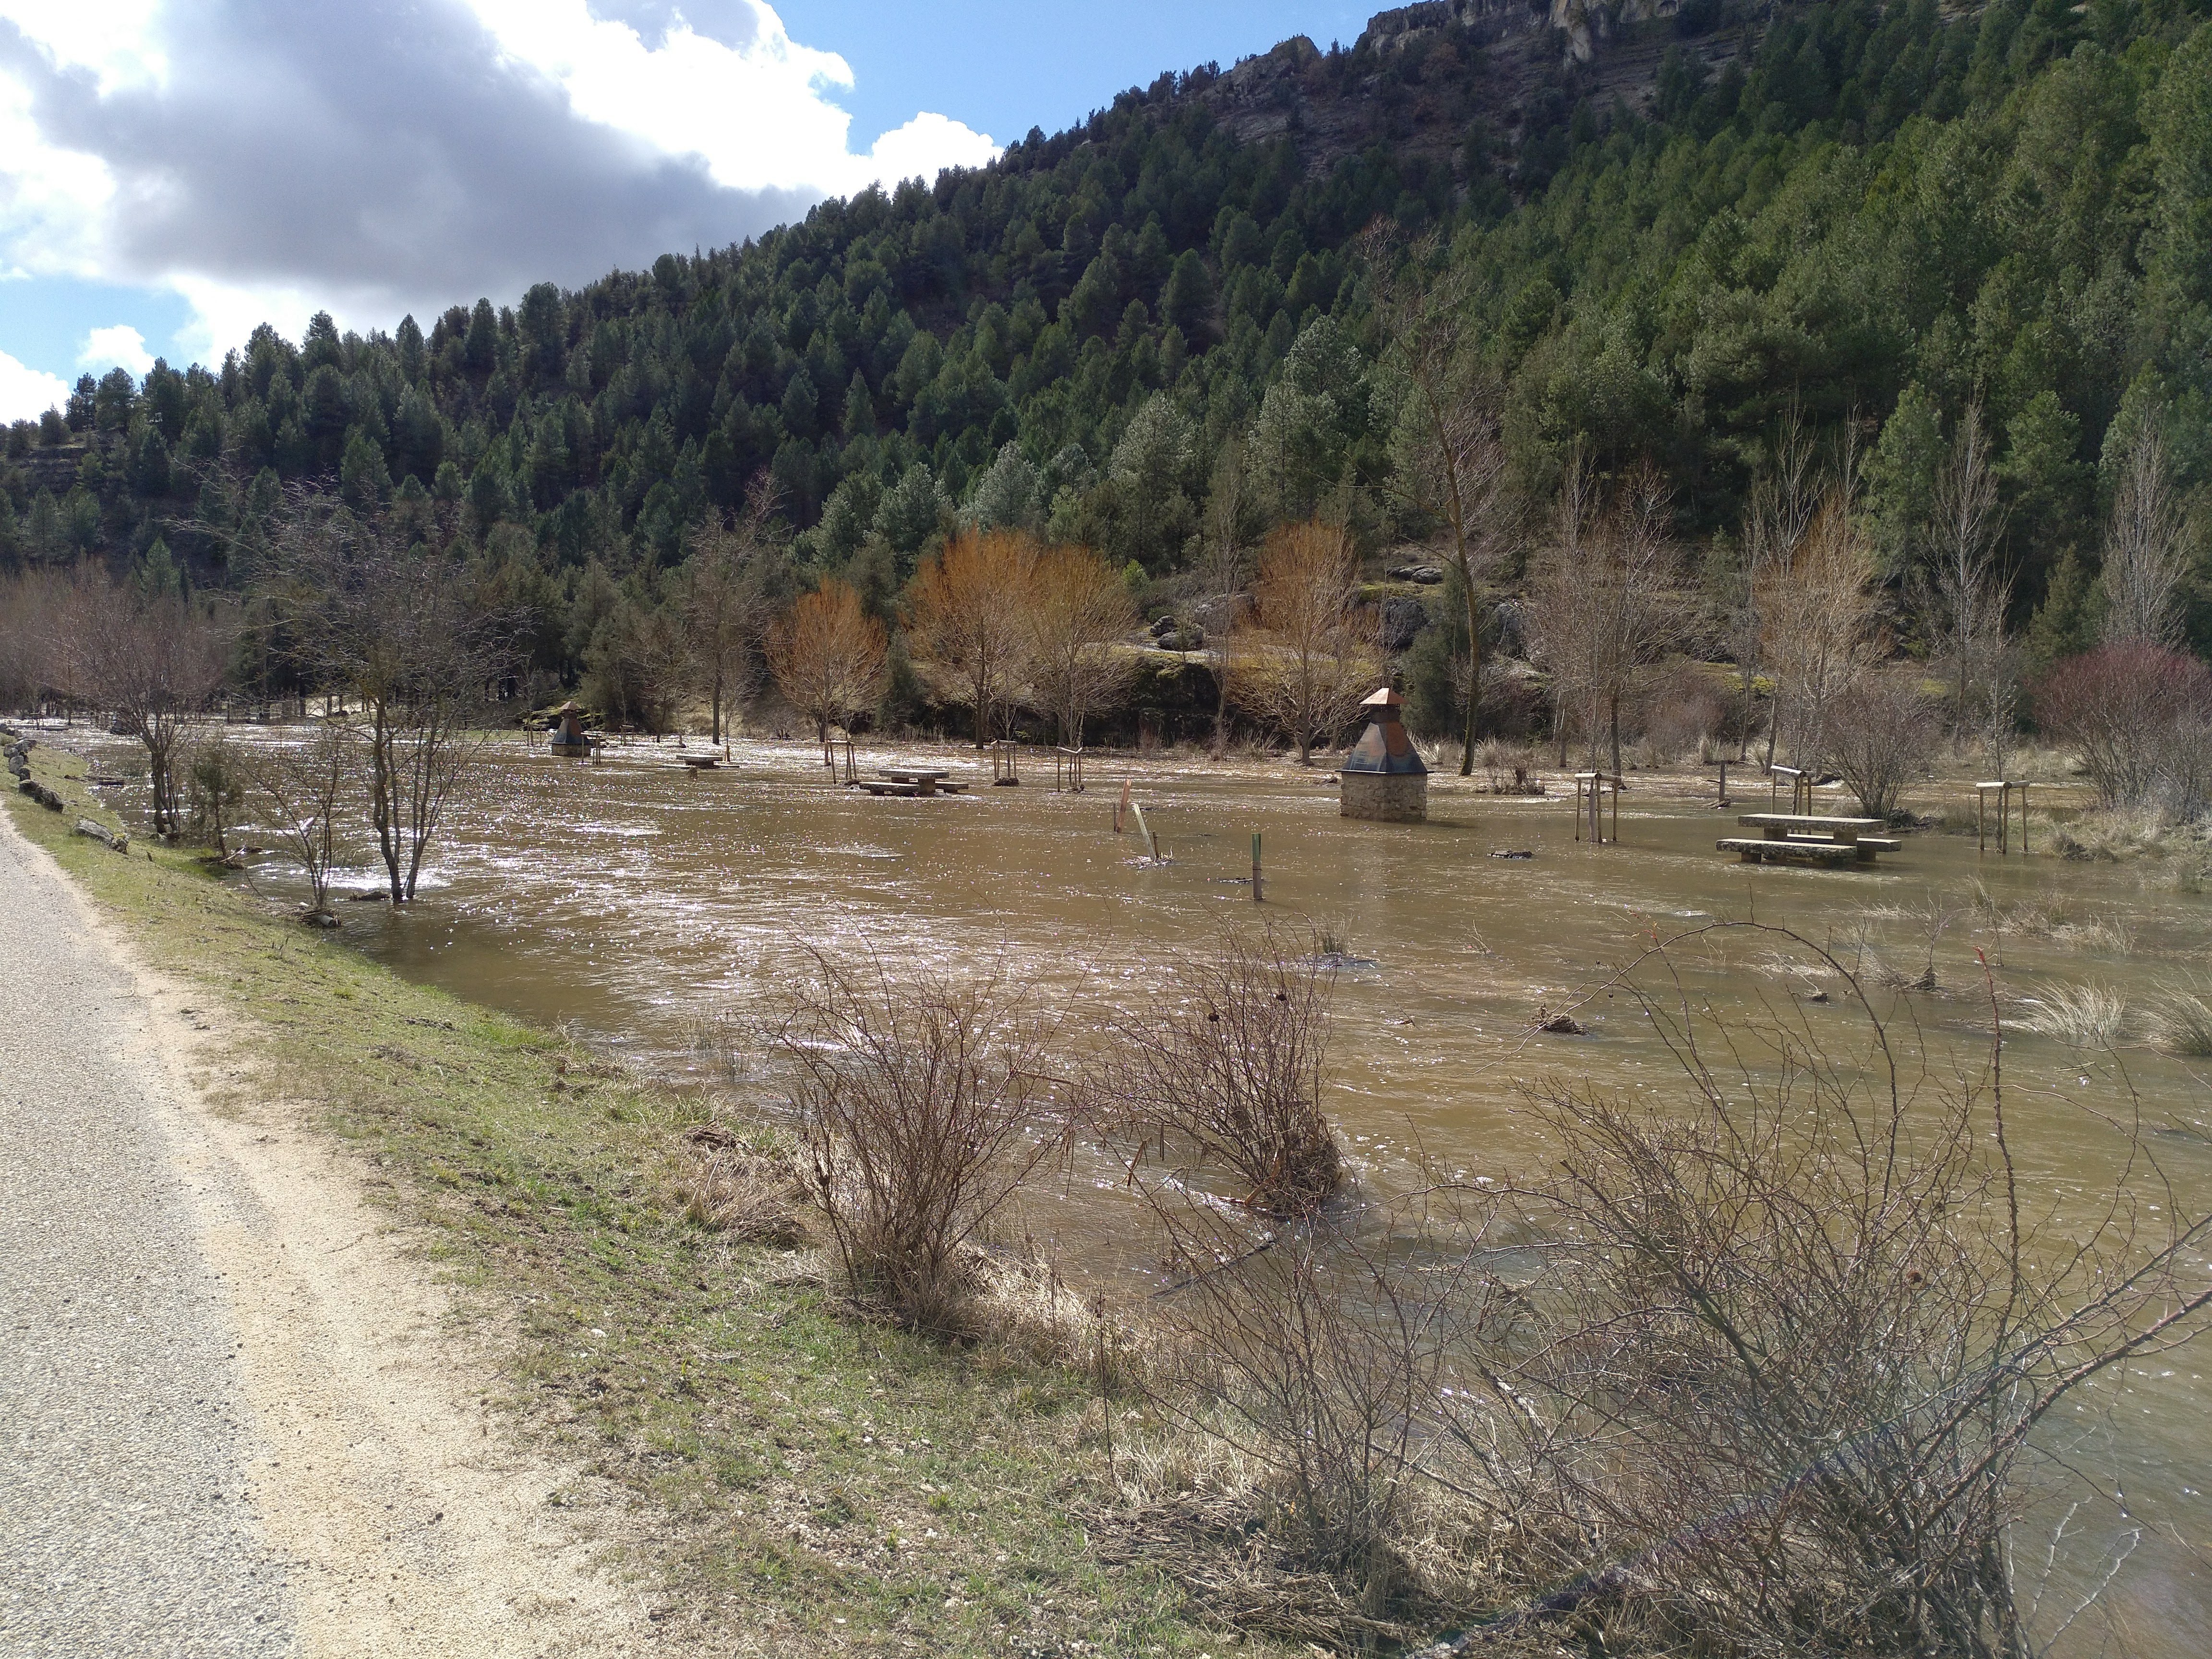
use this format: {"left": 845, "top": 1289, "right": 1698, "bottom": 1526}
{"left": 2020, "top": 981, "right": 2130, "bottom": 1047}
{"left": 2151, "top": 981, "right": 2212, "bottom": 1058}
{"left": 671, "top": 1122, "right": 809, "bottom": 1247}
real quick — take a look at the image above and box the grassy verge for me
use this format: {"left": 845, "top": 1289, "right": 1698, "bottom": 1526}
{"left": 6, "top": 739, "right": 1270, "bottom": 1658}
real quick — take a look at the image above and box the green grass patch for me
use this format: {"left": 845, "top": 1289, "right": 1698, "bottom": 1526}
{"left": 6, "top": 739, "right": 1267, "bottom": 1657}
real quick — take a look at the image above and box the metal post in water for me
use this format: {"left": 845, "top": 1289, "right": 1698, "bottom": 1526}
{"left": 1251, "top": 831, "right": 1262, "bottom": 902}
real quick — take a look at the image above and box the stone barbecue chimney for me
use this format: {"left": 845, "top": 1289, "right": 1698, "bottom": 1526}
{"left": 1338, "top": 686, "right": 1427, "bottom": 822}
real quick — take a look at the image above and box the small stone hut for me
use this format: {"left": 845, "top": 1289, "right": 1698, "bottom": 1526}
{"left": 550, "top": 701, "right": 588, "bottom": 752}
{"left": 1338, "top": 686, "right": 1427, "bottom": 822}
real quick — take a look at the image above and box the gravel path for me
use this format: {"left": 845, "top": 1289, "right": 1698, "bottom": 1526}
{"left": 0, "top": 817, "right": 293, "bottom": 1654}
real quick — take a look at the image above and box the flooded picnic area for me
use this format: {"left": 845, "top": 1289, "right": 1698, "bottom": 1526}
{"left": 51, "top": 723, "right": 2212, "bottom": 1649}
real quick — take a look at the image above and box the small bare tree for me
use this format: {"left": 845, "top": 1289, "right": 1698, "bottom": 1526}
{"left": 905, "top": 528, "right": 1040, "bottom": 745}
{"left": 765, "top": 578, "right": 888, "bottom": 742}
{"left": 767, "top": 952, "right": 1060, "bottom": 1332}
{"left": 683, "top": 476, "right": 778, "bottom": 750}
{"left": 1525, "top": 455, "right": 1682, "bottom": 777}
{"left": 1027, "top": 543, "right": 1137, "bottom": 746}
{"left": 1226, "top": 520, "right": 1382, "bottom": 764}
{"left": 59, "top": 573, "right": 229, "bottom": 836}
{"left": 244, "top": 722, "right": 357, "bottom": 919}
{"left": 1922, "top": 401, "right": 2016, "bottom": 763}
{"left": 1370, "top": 229, "right": 1510, "bottom": 775}
{"left": 2100, "top": 422, "right": 2191, "bottom": 649}
{"left": 1199, "top": 435, "right": 1257, "bottom": 751}
{"left": 1757, "top": 487, "right": 1882, "bottom": 770}
{"left": 266, "top": 500, "right": 510, "bottom": 902}
{"left": 1731, "top": 408, "right": 1824, "bottom": 763}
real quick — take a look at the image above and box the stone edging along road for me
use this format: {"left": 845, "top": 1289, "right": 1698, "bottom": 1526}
{"left": 0, "top": 802, "right": 659, "bottom": 1658}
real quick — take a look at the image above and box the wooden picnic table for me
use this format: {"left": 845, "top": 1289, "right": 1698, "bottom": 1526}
{"left": 1736, "top": 812, "right": 1883, "bottom": 844}
{"left": 1720, "top": 812, "right": 1901, "bottom": 866}
{"left": 859, "top": 765, "right": 970, "bottom": 798}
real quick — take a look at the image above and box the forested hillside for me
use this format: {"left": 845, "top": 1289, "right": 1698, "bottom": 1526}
{"left": 4, "top": 0, "right": 2210, "bottom": 708}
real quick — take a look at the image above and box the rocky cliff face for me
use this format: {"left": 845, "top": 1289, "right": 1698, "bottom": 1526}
{"left": 1191, "top": 0, "right": 1753, "bottom": 183}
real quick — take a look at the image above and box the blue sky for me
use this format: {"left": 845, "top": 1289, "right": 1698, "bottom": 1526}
{"left": 0, "top": 0, "right": 1366, "bottom": 420}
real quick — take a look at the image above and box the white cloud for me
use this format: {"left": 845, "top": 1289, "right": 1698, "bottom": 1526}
{"left": 0, "top": 0, "right": 999, "bottom": 364}
{"left": 79, "top": 321, "right": 153, "bottom": 375}
{"left": 465, "top": 0, "right": 997, "bottom": 197}
{"left": 0, "top": 343, "right": 67, "bottom": 421}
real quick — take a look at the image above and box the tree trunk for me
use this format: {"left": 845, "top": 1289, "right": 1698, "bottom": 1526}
{"left": 1609, "top": 689, "right": 1623, "bottom": 781}
{"left": 1457, "top": 539, "right": 1480, "bottom": 777}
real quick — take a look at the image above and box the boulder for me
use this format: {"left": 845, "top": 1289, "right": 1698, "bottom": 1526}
{"left": 1386, "top": 562, "right": 1446, "bottom": 585}
{"left": 1534, "top": 1010, "right": 1586, "bottom": 1035}
{"left": 73, "top": 817, "right": 129, "bottom": 853}
{"left": 19, "top": 779, "right": 63, "bottom": 812}
{"left": 1378, "top": 596, "right": 1429, "bottom": 651}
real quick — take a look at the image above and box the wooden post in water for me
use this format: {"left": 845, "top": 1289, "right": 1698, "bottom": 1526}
{"left": 1251, "top": 832, "right": 1263, "bottom": 902}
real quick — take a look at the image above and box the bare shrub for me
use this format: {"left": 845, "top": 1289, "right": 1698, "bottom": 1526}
{"left": 182, "top": 730, "right": 249, "bottom": 854}
{"left": 1824, "top": 667, "right": 1938, "bottom": 818}
{"left": 2035, "top": 642, "right": 2212, "bottom": 815}
{"left": 1132, "top": 1196, "right": 1484, "bottom": 1639}
{"left": 766, "top": 954, "right": 1060, "bottom": 1331}
{"left": 1637, "top": 661, "right": 1731, "bottom": 763}
{"left": 1088, "top": 928, "right": 1344, "bottom": 1218}
{"left": 1419, "top": 923, "right": 2212, "bottom": 1659}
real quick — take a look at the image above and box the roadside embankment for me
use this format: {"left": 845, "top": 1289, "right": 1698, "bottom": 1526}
{"left": 2, "top": 735, "right": 1245, "bottom": 1658}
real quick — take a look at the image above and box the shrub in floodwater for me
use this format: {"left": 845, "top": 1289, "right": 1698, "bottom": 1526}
{"left": 766, "top": 952, "right": 1059, "bottom": 1332}
{"left": 1086, "top": 927, "right": 1342, "bottom": 1218}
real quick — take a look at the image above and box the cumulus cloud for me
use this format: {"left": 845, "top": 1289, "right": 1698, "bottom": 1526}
{"left": 0, "top": 0, "right": 996, "bottom": 362}
{"left": 80, "top": 322, "right": 154, "bottom": 375}
{"left": 0, "top": 343, "right": 69, "bottom": 421}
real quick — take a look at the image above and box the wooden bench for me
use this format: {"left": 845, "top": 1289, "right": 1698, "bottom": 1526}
{"left": 1718, "top": 837, "right": 1861, "bottom": 866}
{"left": 681, "top": 756, "right": 720, "bottom": 771}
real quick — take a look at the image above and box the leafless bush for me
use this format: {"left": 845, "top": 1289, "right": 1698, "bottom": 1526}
{"left": 1131, "top": 1193, "right": 1491, "bottom": 1637}
{"left": 1087, "top": 928, "right": 1344, "bottom": 1218}
{"left": 1824, "top": 667, "right": 1938, "bottom": 818}
{"left": 182, "top": 729, "right": 249, "bottom": 854}
{"left": 2036, "top": 643, "right": 2212, "bottom": 816}
{"left": 1414, "top": 923, "right": 2212, "bottom": 1659}
{"left": 764, "top": 953, "right": 1061, "bottom": 1332}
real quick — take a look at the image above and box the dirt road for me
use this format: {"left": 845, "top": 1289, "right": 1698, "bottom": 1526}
{"left": 0, "top": 808, "right": 657, "bottom": 1657}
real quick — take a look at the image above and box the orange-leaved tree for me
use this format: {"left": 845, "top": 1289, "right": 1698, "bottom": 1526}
{"left": 1225, "top": 520, "right": 1380, "bottom": 764}
{"left": 905, "top": 528, "right": 1038, "bottom": 745}
{"left": 767, "top": 579, "right": 888, "bottom": 742}
{"left": 1029, "top": 543, "right": 1136, "bottom": 747}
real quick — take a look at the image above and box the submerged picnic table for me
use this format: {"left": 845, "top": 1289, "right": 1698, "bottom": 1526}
{"left": 1719, "top": 813, "right": 1901, "bottom": 866}
{"left": 855, "top": 765, "right": 970, "bottom": 798}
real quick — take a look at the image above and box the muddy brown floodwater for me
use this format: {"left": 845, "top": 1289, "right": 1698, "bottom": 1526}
{"left": 57, "top": 725, "right": 2212, "bottom": 1651}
